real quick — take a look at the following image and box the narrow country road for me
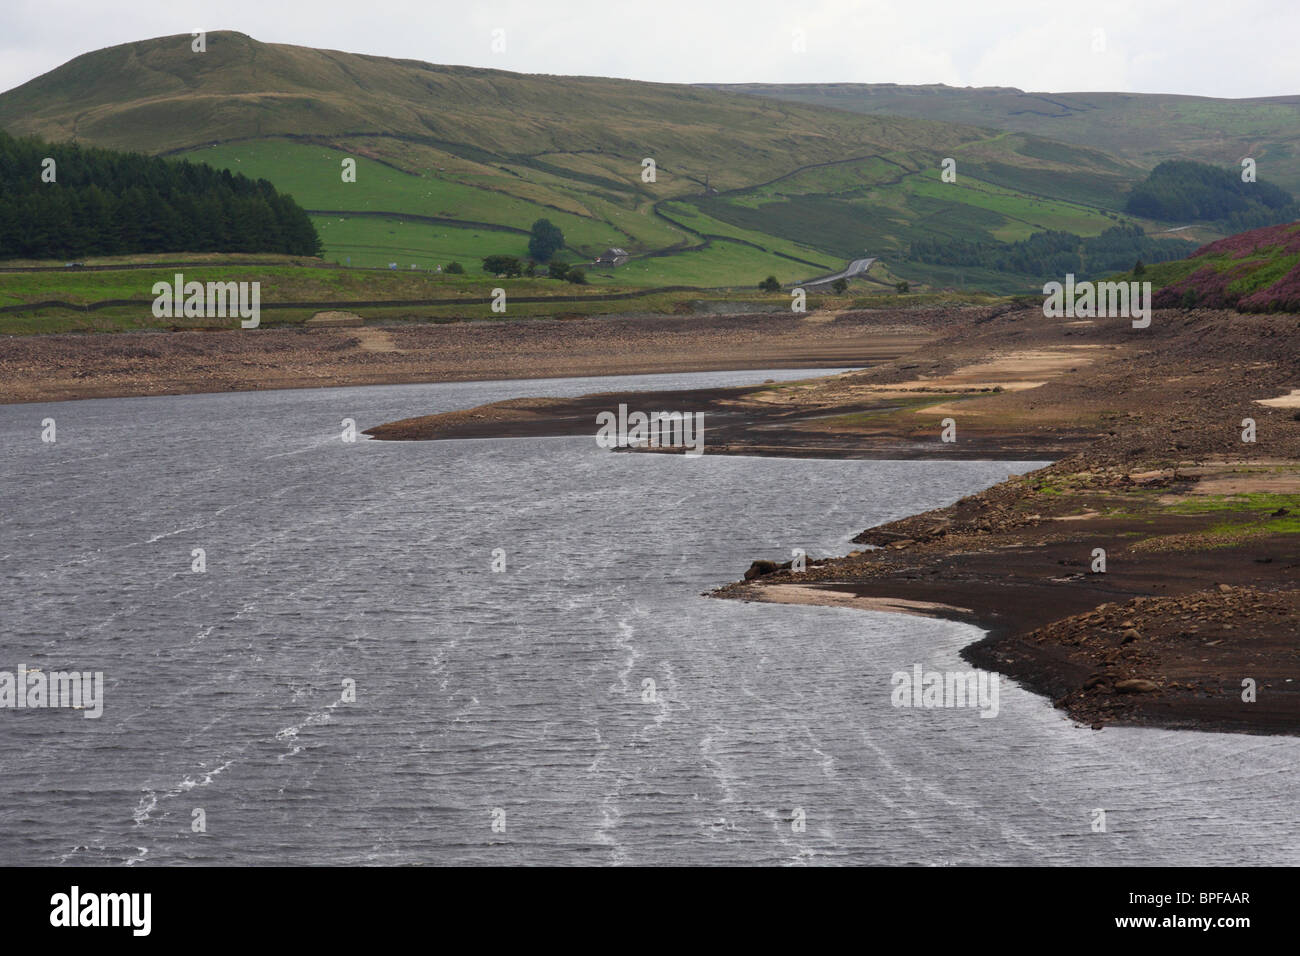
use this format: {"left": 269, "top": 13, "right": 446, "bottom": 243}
{"left": 797, "top": 256, "right": 876, "bottom": 287}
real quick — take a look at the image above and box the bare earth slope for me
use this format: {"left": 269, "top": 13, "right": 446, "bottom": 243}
{"left": 0, "top": 311, "right": 933, "bottom": 404}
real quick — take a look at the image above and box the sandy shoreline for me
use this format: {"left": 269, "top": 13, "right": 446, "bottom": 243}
{"left": 726, "top": 582, "right": 975, "bottom": 619}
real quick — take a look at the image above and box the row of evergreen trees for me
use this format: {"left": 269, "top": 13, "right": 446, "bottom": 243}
{"left": 909, "top": 225, "right": 1189, "bottom": 278}
{"left": 1125, "top": 160, "right": 1298, "bottom": 231}
{"left": 0, "top": 131, "right": 321, "bottom": 259}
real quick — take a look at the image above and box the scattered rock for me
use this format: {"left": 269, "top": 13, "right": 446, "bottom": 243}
{"left": 1115, "top": 678, "right": 1159, "bottom": 694}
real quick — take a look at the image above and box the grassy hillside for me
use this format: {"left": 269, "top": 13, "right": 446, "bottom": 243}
{"left": 0, "top": 252, "right": 1002, "bottom": 335}
{"left": 0, "top": 254, "right": 696, "bottom": 333}
{"left": 0, "top": 32, "right": 1190, "bottom": 293}
{"left": 706, "top": 83, "right": 1300, "bottom": 197}
{"left": 0, "top": 32, "right": 981, "bottom": 190}
{"left": 1105, "top": 221, "right": 1300, "bottom": 312}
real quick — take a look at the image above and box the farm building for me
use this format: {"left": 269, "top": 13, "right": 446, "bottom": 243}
{"left": 593, "top": 247, "right": 630, "bottom": 267}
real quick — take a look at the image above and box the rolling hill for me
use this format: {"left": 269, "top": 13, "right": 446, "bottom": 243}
{"left": 705, "top": 83, "right": 1300, "bottom": 197}
{"left": 1106, "top": 220, "right": 1300, "bottom": 312}
{"left": 0, "top": 32, "right": 1204, "bottom": 291}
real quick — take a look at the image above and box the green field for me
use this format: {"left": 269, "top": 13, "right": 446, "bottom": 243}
{"left": 0, "top": 251, "right": 907, "bottom": 334}
{"left": 687, "top": 134, "right": 1172, "bottom": 291}
{"left": 312, "top": 216, "right": 528, "bottom": 270}
{"left": 186, "top": 141, "right": 631, "bottom": 254}
{"left": 0, "top": 31, "right": 1211, "bottom": 295}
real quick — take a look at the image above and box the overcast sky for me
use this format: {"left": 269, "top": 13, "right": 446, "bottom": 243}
{"left": 3, "top": 0, "right": 1298, "bottom": 99}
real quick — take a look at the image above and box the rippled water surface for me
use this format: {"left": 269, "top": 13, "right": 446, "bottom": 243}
{"left": 2, "top": 370, "right": 1296, "bottom": 865}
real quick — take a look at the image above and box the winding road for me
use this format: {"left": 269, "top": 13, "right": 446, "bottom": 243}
{"left": 797, "top": 256, "right": 877, "bottom": 287}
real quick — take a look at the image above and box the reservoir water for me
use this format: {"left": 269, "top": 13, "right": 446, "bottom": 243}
{"left": 2, "top": 369, "right": 1296, "bottom": 865}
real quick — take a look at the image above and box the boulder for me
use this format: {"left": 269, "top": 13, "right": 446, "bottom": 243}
{"left": 1115, "top": 678, "right": 1159, "bottom": 694}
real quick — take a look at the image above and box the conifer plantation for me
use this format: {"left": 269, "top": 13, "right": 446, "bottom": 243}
{"left": 0, "top": 130, "right": 321, "bottom": 259}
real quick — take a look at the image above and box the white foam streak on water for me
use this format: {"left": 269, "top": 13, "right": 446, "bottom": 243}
{"left": 1, "top": 368, "right": 1298, "bottom": 866}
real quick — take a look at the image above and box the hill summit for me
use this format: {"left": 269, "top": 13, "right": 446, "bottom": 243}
{"left": 0, "top": 30, "right": 967, "bottom": 188}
